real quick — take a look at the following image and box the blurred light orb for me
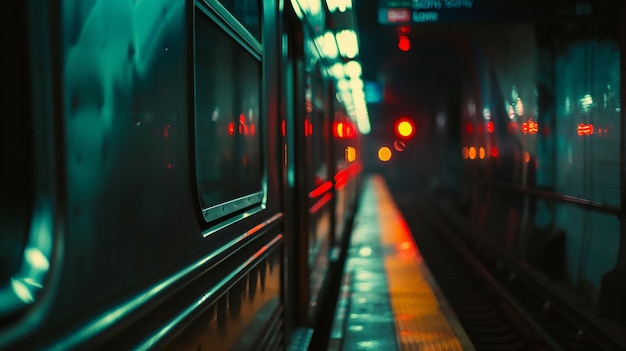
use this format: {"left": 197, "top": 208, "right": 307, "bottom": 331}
{"left": 378, "top": 146, "right": 392, "bottom": 162}
{"left": 393, "top": 140, "right": 406, "bottom": 151}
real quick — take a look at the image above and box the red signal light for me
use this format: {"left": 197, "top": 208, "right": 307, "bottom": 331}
{"left": 394, "top": 118, "right": 415, "bottom": 139}
{"left": 398, "top": 35, "right": 410, "bottom": 51}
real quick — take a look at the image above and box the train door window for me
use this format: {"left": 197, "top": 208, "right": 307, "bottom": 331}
{"left": 334, "top": 103, "right": 349, "bottom": 172}
{"left": 194, "top": 6, "right": 264, "bottom": 223}
{"left": 305, "top": 63, "right": 329, "bottom": 189}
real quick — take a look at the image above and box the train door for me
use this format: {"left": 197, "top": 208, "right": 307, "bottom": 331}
{"left": 281, "top": 0, "right": 335, "bottom": 338}
{"left": 281, "top": 0, "right": 308, "bottom": 340}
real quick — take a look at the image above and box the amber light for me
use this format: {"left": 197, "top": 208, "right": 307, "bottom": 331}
{"left": 378, "top": 146, "right": 392, "bottom": 162}
{"left": 468, "top": 147, "right": 477, "bottom": 160}
{"left": 346, "top": 146, "right": 357, "bottom": 162}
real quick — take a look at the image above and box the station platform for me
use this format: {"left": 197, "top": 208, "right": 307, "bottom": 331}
{"left": 328, "top": 175, "right": 474, "bottom": 351}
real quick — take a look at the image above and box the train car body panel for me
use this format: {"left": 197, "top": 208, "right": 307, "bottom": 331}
{"left": 1, "top": 0, "right": 364, "bottom": 349}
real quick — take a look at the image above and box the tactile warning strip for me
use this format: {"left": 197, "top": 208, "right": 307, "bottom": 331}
{"left": 373, "top": 175, "right": 474, "bottom": 351}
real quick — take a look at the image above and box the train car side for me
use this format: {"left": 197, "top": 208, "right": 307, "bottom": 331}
{"left": 1, "top": 0, "right": 362, "bottom": 350}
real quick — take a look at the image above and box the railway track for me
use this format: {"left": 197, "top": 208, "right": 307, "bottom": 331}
{"left": 391, "top": 194, "right": 625, "bottom": 351}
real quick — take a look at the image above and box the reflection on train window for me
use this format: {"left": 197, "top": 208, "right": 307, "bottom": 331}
{"left": 217, "top": 0, "right": 261, "bottom": 41}
{"left": 1, "top": 0, "right": 34, "bottom": 293}
{"left": 195, "top": 10, "right": 263, "bottom": 222}
{"left": 306, "top": 64, "right": 329, "bottom": 188}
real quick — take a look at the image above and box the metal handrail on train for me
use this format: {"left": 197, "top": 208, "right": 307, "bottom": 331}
{"left": 490, "top": 180, "right": 621, "bottom": 217}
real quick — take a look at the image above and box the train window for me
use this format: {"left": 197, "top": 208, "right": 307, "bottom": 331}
{"left": 194, "top": 9, "right": 264, "bottom": 222}
{"left": 217, "top": 0, "right": 261, "bottom": 41}
{"left": 550, "top": 28, "right": 620, "bottom": 206}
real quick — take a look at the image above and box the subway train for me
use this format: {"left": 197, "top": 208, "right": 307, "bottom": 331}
{"left": 1, "top": 0, "right": 367, "bottom": 349}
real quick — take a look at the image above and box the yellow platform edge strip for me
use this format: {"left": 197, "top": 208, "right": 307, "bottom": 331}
{"left": 370, "top": 175, "right": 472, "bottom": 351}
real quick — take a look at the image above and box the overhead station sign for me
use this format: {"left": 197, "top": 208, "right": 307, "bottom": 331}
{"left": 378, "top": 0, "right": 601, "bottom": 25}
{"left": 379, "top": 0, "right": 477, "bottom": 24}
